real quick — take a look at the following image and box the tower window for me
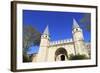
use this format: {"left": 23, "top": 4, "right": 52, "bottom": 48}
{"left": 76, "top": 28, "right": 78, "bottom": 31}
{"left": 45, "top": 35, "right": 47, "bottom": 37}
{"left": 43, "top": 35, "right": 47, "bottom": 38}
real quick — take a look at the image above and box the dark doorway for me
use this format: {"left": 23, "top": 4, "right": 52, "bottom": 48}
{"left": 61, "top": 55, "right": 65, "bottom": 61}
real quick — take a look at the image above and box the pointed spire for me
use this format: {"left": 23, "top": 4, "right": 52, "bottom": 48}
{"left": 73, "top": 18, "right": 80, "bottom": 29}
{"left": 43, "top": 25, "right": 49, "bottom": 35}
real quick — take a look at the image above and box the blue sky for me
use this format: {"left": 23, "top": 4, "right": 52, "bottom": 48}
{"left": 23, "top": 10, "right": 91, "bottom": 54}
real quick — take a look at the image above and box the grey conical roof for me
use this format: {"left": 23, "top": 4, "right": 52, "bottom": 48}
{"left": 43, "top": 25, "right": 49, "bottom": 35}
{"left": 73, "top": 19, "right": 80, "bottom": 29}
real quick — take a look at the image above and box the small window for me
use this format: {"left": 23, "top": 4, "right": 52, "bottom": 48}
{"left": 76, "top": 28, "right": 78, "bottom": 31}
{"left": 45, "top": 35, "right": 47, "bottom": 37}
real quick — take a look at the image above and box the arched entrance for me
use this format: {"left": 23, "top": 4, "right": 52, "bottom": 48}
{"left": 55, "top": 48, "right": 68, "bottom": 61}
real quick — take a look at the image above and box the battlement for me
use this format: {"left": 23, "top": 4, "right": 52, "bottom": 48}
{"left": 49, "top": 39, "right": 73, "bottom": 46}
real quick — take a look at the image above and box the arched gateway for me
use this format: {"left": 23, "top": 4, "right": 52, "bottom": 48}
{"left": 55, "top": 48, "right": 68, "bottom": 61}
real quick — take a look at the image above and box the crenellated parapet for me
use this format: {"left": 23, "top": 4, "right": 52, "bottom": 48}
{"left": 50, "top": 39, "right": 73, "bottom": 46}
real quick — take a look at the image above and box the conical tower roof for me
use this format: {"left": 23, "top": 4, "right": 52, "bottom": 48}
{"left": 43, "top": 25, "right": 49, "bottom": 35}
{"left": 73, "top": 19, "right": 80, "bottom": 29}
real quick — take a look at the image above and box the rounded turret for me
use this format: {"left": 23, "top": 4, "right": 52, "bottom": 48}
{"left": 72, "top": 19, "right": 88, "bottom": 57}
{"left": 72, "top": 19, "right": 84, "bottom": 41}
{"left": 35, "top": 25, "right": 50, "bottom": 62}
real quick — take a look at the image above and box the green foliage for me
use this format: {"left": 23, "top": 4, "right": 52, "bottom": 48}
{"left": 86, "top": 24, "right": 91, "bottom": 32}
{"left": 23, "top": 25, "right": 41, "bottom": 62}
{"left": 80, "top": 14, "right": 91, "bottom": 32}
{"left": 23, "top": 54, "right": 31, "bottom": 62}
{"left": 23, "top": 25, "right": 41, "bottom": 50}
{"left": 69, "top": 54, "right": 88, "bottom": 60}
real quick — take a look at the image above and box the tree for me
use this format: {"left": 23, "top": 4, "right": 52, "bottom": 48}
{"left": 23, "top": 25, "right": 41, "bottom": 62}
{"left": 80, "top": 14, "right": 91, "bottom": 32}
{"left": 69, "top": 54, "right": 88, "bottom": 60}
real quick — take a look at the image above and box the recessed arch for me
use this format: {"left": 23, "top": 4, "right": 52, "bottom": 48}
{"left": 55, "top": 47, "right": 68, "bottom": 61}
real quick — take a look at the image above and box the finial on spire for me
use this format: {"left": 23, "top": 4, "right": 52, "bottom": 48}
{"left": 73, "top": 18, "right": 80, "bottom": 29}
{"left": 43, "top": 25, "right": 49, "bottom": 36}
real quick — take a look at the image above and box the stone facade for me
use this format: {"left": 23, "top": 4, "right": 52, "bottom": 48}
{"left": 32, "top": 19, "right": 90, "bottom": 62}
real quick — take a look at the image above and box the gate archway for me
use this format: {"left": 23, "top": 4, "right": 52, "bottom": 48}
{"left": 55, "top": 47, "right": 68, "bottom": 61}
